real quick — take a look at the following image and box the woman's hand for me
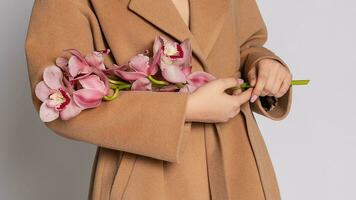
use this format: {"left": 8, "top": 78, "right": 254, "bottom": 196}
{"left": 246, "top": 58, "right": 293, "bottom": 103}
{"left": 185, "top": 77, "right": 253, "bottom": 123}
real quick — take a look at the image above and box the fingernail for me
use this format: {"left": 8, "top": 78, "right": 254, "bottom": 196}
{"left": 238, "top": 78, "right": 244, "bottom": 84}
{"left": 250, "top": 95, "right": 258, "bottom": 103}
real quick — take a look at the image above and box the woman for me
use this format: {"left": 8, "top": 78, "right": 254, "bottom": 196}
{"left": 25, "top": 0, "right": 292, "bottom": 199}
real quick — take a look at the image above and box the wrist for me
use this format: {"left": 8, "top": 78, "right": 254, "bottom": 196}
{"left": 185, "top": 94, "right": 196, "bottom": 122}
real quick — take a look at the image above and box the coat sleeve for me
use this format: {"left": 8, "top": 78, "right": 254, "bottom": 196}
{"left": 25, "top": 0, "right": 191, "bottom": 163}
{"left": 236, "top": 0, "right": 293, "bottom": 121}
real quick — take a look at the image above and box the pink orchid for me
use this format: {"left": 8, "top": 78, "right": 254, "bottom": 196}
{"left": 109, "top": 54, "right": 158, "bottom": 81}
{"left": 56, "top": 49, "right": 110, "bottom": 86}
{"left": 105, "top": 54, "right": 161, "bottom": 91}
{"left": 35, "top": 66, "right": 82, "bottom": 122}
{"left": 72, "top": 74, "right": 109, "bottom": 108}
{"left": 107, "top": 54, "right": 158, "bottom": 82}
{"left": 178, "top": 66, "right": 217, "bottom": 93}
{"left": 65, "top": 49, "right": 110, "bottom": 78}
{"left": 55, "top": 49, "right": 110, "bottom": 107}
{"left": 131, "top": 77, "right": 152, "bottom": 91}
{"left": 152, "top": 36, "right": 192, "bottom": 83}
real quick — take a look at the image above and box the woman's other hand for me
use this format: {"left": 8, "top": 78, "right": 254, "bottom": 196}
{"left": 247, "top": 58, "right": 293, "bottom": 103}
{"left": 185, "top": 77, "right": 253, "bottom": 123}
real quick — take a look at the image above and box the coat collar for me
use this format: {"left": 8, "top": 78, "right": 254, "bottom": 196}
{"left": 128, "top": 0, "right": 230, "bottom": 72}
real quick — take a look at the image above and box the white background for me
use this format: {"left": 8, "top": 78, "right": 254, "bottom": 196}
{"left": 0, "top": 0, "right": 355, "bottom": 199}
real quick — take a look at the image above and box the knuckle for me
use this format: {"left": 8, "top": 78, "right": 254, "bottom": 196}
{"left": 231, "top": 103, "right": 239, "bottom": 111}
{"left": 278, "top": 75, "right": 285, "bottom": 82}
{"left": 287, "top": 72, "right": 293, "bottom": 80}
{"left": 259, "top": 74, "right": 267, "bottom": 80}
{"left": 275, "top": 92, "right": 283, "bottom": 98}
{"left": 254, "top": 90, "right": 262, "bottom": 96}
{"left": 271, "top": 88, "right": 279, "bottom": 95}
{"left": 235, "top": 107, "right": 241, "bottom": 114}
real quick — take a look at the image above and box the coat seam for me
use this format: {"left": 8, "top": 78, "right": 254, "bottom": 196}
{"left": 203, "top": 123, "right": 213, "bottom": 199}
{"left": 240, "top": 111, "right": 268, "bottom": 200}
{"left": 109, "top": 151, "right": 124, "bottom": 197}
{"left": 121, "top": 155, "right": 138, "bottom": 199}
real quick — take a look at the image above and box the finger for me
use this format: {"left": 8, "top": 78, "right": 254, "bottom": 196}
{"left": 261, "top": 89, "right": 269, "bottom": 97}
{"left": 232, "top": 87, "right": 243, "bottom": 95}
{"left": 219, "top": 77, "right": 240, "bottom": 91}
{"left": 246, "top": 67, "right": 257, "bottom": 87}
{"left": 250, "top": 73, "right": 267, "bottom": 102}
{"left": 270, "top": 72, "right": 283, "bottom": 95}
{"left": 264, "top": 71, "right": 278, "bottom": 95}
{"left": 235, "top": 88, "right": 253, "bottom": 106}
{"left": 232, "top": 79, "right": 244, "bottom": 96}
{"left": 275, "top": 75, "right": 292, "bottom": 98}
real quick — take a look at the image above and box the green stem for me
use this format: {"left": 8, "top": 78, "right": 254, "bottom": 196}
{"left": 148, "top": 75, "right": 170, "bottom": 85}
{"left": 108, "top": 78, "right": 128, "bottom": 85}
{"left": 229, "top": 79, "right": 310, "bottom": 91}
{"left": 103, "top": 88, "right": 120, "bottom": 101}
{"left": 291, "top": 80, "right": 310, "bottom": 85}
{"left": 111, "top": 83, "right": 131, "bottom": 90}
{"left": 117, "top": 84, "right": 132, "bottom": 90}
{"left": 175, "top": 83, "right": 186, "bottom": 89}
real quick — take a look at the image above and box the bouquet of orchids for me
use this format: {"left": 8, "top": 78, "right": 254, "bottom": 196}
{"left": 35, "top": 36, "right": 309, "bottom": 122}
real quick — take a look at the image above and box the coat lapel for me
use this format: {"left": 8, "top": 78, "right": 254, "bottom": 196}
{"left": 190, "top": 0, "right": 230, "bottom": 59}
{"left": 128, "top": 0, "right": 229, "bottom": 72}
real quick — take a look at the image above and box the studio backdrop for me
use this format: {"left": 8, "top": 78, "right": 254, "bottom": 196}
{"left": 0, "top": 0, "right": 355, "bottom": 199}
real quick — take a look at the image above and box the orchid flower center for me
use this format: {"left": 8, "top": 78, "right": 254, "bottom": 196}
{"left": 163, "top": 43, "right": 184, "bottom": 59}
{"left": 49, "top": 89, "right": 71, "bottom": 110}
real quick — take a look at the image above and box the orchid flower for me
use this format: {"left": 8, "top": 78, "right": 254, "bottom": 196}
{"left": 55, "top": 49, "right": 110, "bottom": 106}
{"left": 56, "top": 49, "right": 110, "bottom": 83}
{"left": 35, "top": 66, "right": 82, "bottom": 122}
{"left": 105, "top": 53, "right": 160, "bottom": 91}
{"left": 72, "top": 74, "right": 109, "bottom": 108}
{"left": 152, "top": 36, "right": 192, "bottom": 84}
{"left": 178, "top": 66, "right": 216, "bottom": 93}
{"left": 64, "top": 49, "right": 109, "bottom": 78}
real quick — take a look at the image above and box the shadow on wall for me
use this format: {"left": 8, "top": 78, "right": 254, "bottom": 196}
{"left": 0, "top": 1, "right": 96, "bottom": 200}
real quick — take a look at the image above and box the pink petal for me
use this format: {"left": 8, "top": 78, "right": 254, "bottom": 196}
{"left": 148, "top": 49, "right": 161, "bottom": 75}
{"left": 35, "top": 81, "right": 51, "bottom": 102}
{"left": 92, "top": 68, "right": 110, "bottom": 95}
{"left": 158, "top": 85, "right": 179, "bottom": 92}
{"left": 129, "top": 54, "right": 150, "bottom": 74}
{"left": 114, "top": 69, "right": 147, "bottom": 81}
{"left": 160, "top": 62, "right": 187, "bottom": 83}
{"left": 79, "top": 75, "right": 107, "bottom": 95}
{"left": 39, "top": 101, "right": 60, "bottom": 122}
{"left": 68, "top": 56, "right": 90, "bottom": 77}
{"left": 153, "top": 36, "right": 164, "bottom": 55}
{"left": 179, "top": 84, "right": 196, "bottom": 93}
{"left": 181, "top": 66, "right": 192, "bottom": 76}
{"left": 73, "top": 89, "right": 104, "bottom": 109}
{"left": 43, "top": 65, "right": 64, "bottom": 90}
{"left": 186, "top": 71, "right": 216, "bottom": 88}
{"left": 85, "top": 51, "right": 106, "bottom": 70}
{"left": 67, "top": 49, "right": 85, "bottom": 61}
{"left": 104, "top": 64, "right": 128, "bottom": 74}
{"left": 46, "top": 99, "right": 58, "bottom": 108}
{"left": 131, "top": 78, "right": 152, "bottom": 91}
{"left": 59, "top": 100, "right": 83, "bottom": 120}
{"left": 179, "top": 39, "right": 192, "bottom": 67}
{"left": 56, "top": 57, "right": 68, "bottom": 68}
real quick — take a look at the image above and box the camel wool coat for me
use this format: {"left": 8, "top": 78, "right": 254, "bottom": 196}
{"left": 25, "top": 0, "right": 292, "bottom": 199}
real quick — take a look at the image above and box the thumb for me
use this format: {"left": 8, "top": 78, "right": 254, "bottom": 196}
{"left": 236, "top": 88, "right": 253, "bottom": 105}
{"left": 247, "top": 67, "right": 257, "bottom": 87}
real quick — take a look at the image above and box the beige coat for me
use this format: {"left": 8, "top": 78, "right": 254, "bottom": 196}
{"left": 25, "top": 0, "right": 292, "bottom": 199}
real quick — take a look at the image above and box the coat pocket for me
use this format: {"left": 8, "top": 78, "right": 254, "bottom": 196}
{"left": 109, "top": 152, "right": 137, "bottom": 200}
